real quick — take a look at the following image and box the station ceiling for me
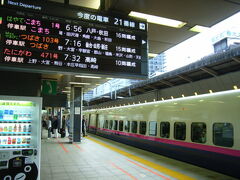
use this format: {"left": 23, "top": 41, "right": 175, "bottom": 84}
{"left": 43, "top": 0, "right": 240, "bottom": 94}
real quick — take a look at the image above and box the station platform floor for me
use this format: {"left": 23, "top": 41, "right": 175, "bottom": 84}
{"left": 40, "top": 132, "right": 237, "bottom": 180}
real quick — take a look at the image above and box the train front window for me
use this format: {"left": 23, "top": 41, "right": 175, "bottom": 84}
{"left": 191, "top": 123, "right": 206, "bottom": 143}
{"left": 125, "top": 121, "right": 130, "bottom": 132}
{"left": 213, "top": 123, "right": 233, "bottom": 147}
{"left": 131, "top": 121, "right": 138, "bottom": 133}
{"left": 149, "top": 121, "right": 157, "bottom": 136}
{"left": 174, "top": 122, "right": 186, "bottom": 140}
{"left": 139, "top": 121, "right": 146, "bottom": 135}
{"left": 119, "top": 120, "right": 123, "bottom": 131}
{"left": 160, "top": 122, "right": 170, "bottom": 138}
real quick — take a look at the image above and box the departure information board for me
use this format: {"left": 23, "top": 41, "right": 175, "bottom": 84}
{"left": 0, "top": 0, "right": 148, "bottom": 78}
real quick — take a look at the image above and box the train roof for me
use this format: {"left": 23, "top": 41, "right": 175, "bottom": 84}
{"left": 84, "top": 89, "right": 240, "bottom": 113}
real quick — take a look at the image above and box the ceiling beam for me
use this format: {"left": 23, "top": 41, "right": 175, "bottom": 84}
{"left": 200, "top": 67, "right": 218, "bottom": 77}
{"left": 232, "top": 57, "right": 240, "bottom": 63}
{"left": 177, "top": 75, "right": 193, "bottom": 82}
{"left": 160, "top": 80, "right": 174, "bottom": 87}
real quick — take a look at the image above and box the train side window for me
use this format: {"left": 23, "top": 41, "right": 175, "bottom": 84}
{"left": 114, "top": 120, "right": 118, "bottom": 130}
{"left": 160, "top": 122, "right": 170, "bottom": 138}
{"left": 213, "top": 123, "right": 233, "bottom": 147}
{"left": 104, "top": 120, "right": 108, "bottom": 129}
{"left": 174, "top": 122, "right": 186, "bottom": 140}
{"left": 109, "top": 120, "right": 113, "bottom": 129}
{"left": 149, "top": 121, "right": 157, "bottom": 136}
{"left": 139, "top": 121, "right": 146, "bottom": 135}
{"left": 191, "top": 123, "right": 206, "bottom": 143}
{"left": 119, "top": 120, "right": 123, "bottom": 131}
{"left": 131, "top": 121, "right": 138, "bottom": 133}
{"left": 124, "top": 121, "right": 130, "bottom": 132}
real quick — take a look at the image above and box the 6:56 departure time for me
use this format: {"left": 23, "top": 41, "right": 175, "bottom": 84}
{"left": 64, "top": 53, "right": 81, "bottom": 62}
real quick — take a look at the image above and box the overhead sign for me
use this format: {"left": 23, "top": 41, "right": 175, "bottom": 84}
{"left": 42, "top": 80, "right": 57, "bottom": 95}
{"left": 0, "top": 0, "right": 148, "bottom": 78}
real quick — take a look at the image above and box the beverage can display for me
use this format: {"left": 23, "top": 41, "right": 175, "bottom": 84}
{"left": 22, "top": 137, "right": 26, "bottom": 144}
{"left": 26, "top": 138, "right": 31, "bottom": 144}
{"left": 17, "top": 138, "right": 21, "bottom": 144}
{"left": 12, "top": 138, "right": 16, "bottom": 144}
{"left": 8, "top": 125, "right": 12, "bottom": 132}
{"left": 23, "top": 125, "right": 26, "bottom": 132}
{"left": 28, "top": 125, "right": 32, "bottom": 132}
{"left": 18, "top": 124, "right": 22, "bottom": 132}
{"left": 8, "top": 137, "right": 11, "bottom": 144}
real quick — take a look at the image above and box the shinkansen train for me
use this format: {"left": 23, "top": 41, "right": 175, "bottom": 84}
{"left": 83, "top": 89, "right": 240, "bottom": 178}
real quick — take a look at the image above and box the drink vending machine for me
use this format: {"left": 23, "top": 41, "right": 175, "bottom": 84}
{"left": 0, "top": 96, "right": 42, "bottom": 180}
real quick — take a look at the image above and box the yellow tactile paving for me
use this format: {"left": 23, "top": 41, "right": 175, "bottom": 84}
{"left": 86, "top": 136, "right": 196, "bottom": 180}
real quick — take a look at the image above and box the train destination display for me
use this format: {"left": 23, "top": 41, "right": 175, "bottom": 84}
{"left": 0, "top": 0, "right": 148, "bottom": 78}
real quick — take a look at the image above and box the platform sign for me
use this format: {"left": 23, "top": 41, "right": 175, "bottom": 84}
{"left": 0, "top": 0, "right": 148, "bottom": 78}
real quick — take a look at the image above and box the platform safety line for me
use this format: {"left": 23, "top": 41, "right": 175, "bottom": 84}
{"left": 57, "top": 140, "right": 69, "bottom": 153}
{"left": 126, "top": 159, "right": 170, "bottom": 180}
{"left": 110, "top": 161, "right": 138, "bottom": 180}
{"left": 86, "top": 136, "right": 195, "bottom": 180}
{"left": 73, "top": 143, "right": 84, "bottom": 152}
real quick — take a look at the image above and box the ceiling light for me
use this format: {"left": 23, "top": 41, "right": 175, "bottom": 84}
{"left": 62, "top": 90, "right": 70, "bottom": 93}
{"left": 189, "top": 25, "right": 210, "bottom": 33}
{"left": 69, "top": 82, "right": 91, "bottom": 85}
{"left": 148, "top": 53, "right": 158, "bottom": 58}
{"left": 75, "top": 75, "right": 101, "bottom": 79}
{"left": 129, "top": 11, "right": 186, "bottom": 28}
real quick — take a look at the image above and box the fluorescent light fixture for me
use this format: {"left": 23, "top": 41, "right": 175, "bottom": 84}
{"left": 189, "top": 25, "right": 210, "bottom": 33}
{"left": 69, "top": 82, "right": 91, "bottom": 85}
{"left": 73, "top": 0, "right": 100, "bottom": 10}
{"left": 129, "top": 11, "right": 186, "bottom": 28}
{"left": 75, "top": 75, "right": 101, "bottom": 79}
{"left": 148, "top": 53, "right": 158, "bottom": 58}
{"left": 62, "top": 90, "right": 70, "bottom": 93}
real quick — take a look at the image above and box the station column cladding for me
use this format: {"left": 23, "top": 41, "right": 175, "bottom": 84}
{"left": 70, "top": 85, "right": 83, "bottom": 142}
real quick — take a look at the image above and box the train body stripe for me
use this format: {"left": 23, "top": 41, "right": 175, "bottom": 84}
{"left": 89, "top": 126, "right": 240, "bottom": 157}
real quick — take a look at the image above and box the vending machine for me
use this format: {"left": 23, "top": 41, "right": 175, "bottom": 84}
{"left": 0, "top": 96, "right": 42, "bottom": 180}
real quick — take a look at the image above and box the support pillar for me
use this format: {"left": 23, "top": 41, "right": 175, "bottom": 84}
{"left": 70, "top": 85, "right": 83, "bottom": 143}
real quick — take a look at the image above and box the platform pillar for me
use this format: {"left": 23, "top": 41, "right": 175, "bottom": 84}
{"left": 70, "top": 85, "right": 83, "bottom": 143}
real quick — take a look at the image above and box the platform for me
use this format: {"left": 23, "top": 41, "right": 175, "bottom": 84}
{"left": 40, "top": 132, "right": 237, "bottom": 180}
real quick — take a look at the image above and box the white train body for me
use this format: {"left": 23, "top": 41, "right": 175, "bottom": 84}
{"left": 84, "top": 89, "right": 240, "bottom": 178}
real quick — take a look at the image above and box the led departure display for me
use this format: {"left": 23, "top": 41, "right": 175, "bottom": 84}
{"left": 0, "top": 0, "right": 148, "bottom": 78}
